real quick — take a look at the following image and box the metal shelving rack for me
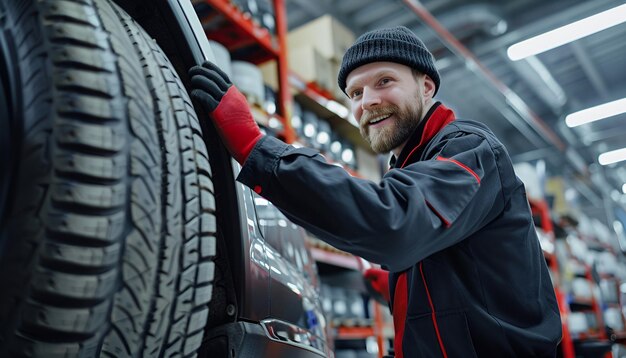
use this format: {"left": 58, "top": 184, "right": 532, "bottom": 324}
{"left": 194, "top": 0, "right": 296, "bottom": 143}
{"left": 529, "top": 198, "right": 576, "bottom": 358}
{"left": 311, "top": 245, "right": 391, "bottom": 358}
{"left": 531, "top": 198, "right": 617, "bottom": 358}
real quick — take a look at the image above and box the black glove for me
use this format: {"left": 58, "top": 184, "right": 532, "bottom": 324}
{"left": 189, "top": 61, "right": 262, "bottom": 164}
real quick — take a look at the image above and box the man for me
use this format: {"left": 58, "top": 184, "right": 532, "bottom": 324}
{"left": 189, "top": 26, "right": 561, "bottom": 357}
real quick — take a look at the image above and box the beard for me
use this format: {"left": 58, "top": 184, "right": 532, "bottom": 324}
{"left": 359, "top": 91, "right": 425, "bottom": 154}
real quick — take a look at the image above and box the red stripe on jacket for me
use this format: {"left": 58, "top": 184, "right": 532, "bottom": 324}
{"left": 392, "top": 272, "right": 408, "bottom": 358}
{"left": 392, "top": 103, "right": 456, "bottom": 357}
{"left": 436, "top": 156, "right": 481, "bottom": 184}
{"left": 420, "top": 262, "right": 448, "bottom": 358}
{"left": 399, "top": 104, "right": 456, "bottom": 168}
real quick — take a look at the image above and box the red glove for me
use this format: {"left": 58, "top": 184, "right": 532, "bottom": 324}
{"left": 364, "top": 268, "right": 390, "bottom": 303}
{"left": 189, "top": 61, "right": 263, "bottom": 164}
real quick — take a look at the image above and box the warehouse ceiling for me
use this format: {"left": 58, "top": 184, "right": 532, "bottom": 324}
{"left": 285, "top": 0, "right": 626, "bottom": 218}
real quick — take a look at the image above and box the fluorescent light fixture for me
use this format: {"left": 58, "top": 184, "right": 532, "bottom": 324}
{"left": 507, "top": 4, "right": 626, "bottom": 61}
{"left": 316, "top": 131, "right": 330, "bottom": 145}
{"left": 341, "top": 148, "right": 354, "bottom": 163}
{"left": 291, "top": 115, "right": 302, "bottom": 129}
{"left": 264, "top": 101, "right": 276, "bottom": 115}
{"left": 322, "top": 99, "right": 358, "bottom": 128}
{"left": 303, "top": 123, "right": 316, "bottom": 138}
{"left": 326, "top": 100, "right": 350, "bottom": 119}
{"left": 330, "top": 141, "right": 342, "bottom": 154}
{"left": 566, "top": 97, "right": 626, "bottom": 127}
{"left": 599, "top": 147, "right": 626, "bottom": 165}
{"left": 347, "top": 113, "right": 359, "bottom": 128}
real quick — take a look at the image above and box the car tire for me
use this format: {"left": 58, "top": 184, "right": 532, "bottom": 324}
{"left": 0, "top": 0, "right": 216, "bottom": 357}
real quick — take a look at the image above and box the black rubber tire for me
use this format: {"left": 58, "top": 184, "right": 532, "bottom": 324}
{"left": 0, "top": 0, "right": 216, "bottom": 357}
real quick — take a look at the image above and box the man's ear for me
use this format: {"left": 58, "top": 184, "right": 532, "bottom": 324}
{"left": 423, "top": 74, "right": 436, "bottom": 99}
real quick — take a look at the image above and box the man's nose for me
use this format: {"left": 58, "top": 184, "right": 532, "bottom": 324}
{"left": 361, "top": 88, "right": 381, "bottom": 111}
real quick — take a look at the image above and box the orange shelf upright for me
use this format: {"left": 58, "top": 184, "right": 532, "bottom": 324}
{"left": 529, "top": 198, "right": 575, "bottom": 358}
{"left": 196, "top": 0, "right": 295, "bottom": 142}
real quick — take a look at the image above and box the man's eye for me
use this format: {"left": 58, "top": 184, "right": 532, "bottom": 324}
{"left": 380, "top": 78, "right": 391, "bottom": 85}
{"left": 351, "top": 90, "right": 362, "bottom": 98}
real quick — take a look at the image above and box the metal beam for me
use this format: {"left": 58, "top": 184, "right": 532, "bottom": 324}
{"left": 422, "top": 0, "right": 456, "bottom": 14}
{"left": 353, "top": 2, "right": 402, "bottom": 27}
{"left": 572, "top": 178, "right": 604, "bottom": 208}
{"left": 486, "top": 98, "right": 549, "bottom": 150}
{"left": 507, "top": 53, "right": 567, "bottom": 114}
{"left": 511, "top": 147, "right": 557, "bottom": 164}
{"left": 570, "top": 41, "right": 611, "bottom": 100}
{"left": 472, "top": 0, "right": 620, "bottom": 58}
{"left": 287, "top": 0, "right": 364, "bottom": 34}
{"left": 440, "top": 61, "right": 555, "bottom": 154}
{"left": 401, "top": 0, "right": 567, "bottom": 152}
{"left": 412, "top": 4, "right": 509, "bottom": 47}
{"left": 336, "top": 0, "right": 368, "bottom": 15}
{"left": 581, "top": 126, "right": 626, "bottom": 143}
{"left": 368, "top": 9, "right": 419, "bottom": 30}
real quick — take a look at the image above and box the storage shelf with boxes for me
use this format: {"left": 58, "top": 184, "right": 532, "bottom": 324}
{"left": 194, "top": 0, "right": 296, "bottom": 142}
{"left": 193, "top": 0, "right": 279, "bottom": 63}
{"left": 517, "top": 161, "right": 626, "bottom": 357}
{"left": 287, "top": 15, "right": 356, "bottom": 100}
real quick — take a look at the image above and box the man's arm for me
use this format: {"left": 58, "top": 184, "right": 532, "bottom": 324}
{"left": 238, "top": 132, "right": 503, "bottom": 272}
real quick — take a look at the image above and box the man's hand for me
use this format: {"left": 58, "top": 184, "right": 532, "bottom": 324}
{"left": 189, "top": 61, "right": 263, "bottom": 164}
{"left": 364, "top": 268, "right": 390, "bottom": 303}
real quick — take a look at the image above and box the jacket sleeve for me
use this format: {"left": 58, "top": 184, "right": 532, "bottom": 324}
{"left": 238, "top": 132, "right": 504, "bottom": 272}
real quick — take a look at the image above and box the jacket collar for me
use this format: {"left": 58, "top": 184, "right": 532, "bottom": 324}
{"left": 390, "top": 102, "right": 456, "bottom": 169}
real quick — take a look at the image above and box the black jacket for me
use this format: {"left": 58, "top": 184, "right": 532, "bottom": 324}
{"left": 238, "top": 102, "right": 562, "bottom": 357}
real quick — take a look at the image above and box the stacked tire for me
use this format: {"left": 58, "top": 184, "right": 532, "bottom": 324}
{"left": 0, "top": 0, "right": 216, "bottom": 357}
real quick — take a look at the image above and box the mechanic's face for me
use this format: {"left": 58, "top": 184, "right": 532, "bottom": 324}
{"left": 345, "top": 62, "right": 435, "bottom": 155}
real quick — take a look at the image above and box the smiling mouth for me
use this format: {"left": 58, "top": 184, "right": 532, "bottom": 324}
{"left": 368, "top": 113, "right": 392, "bottom": 125}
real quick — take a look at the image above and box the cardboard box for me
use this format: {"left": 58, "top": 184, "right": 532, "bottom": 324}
{"left": 288, "top": 46, "right": 334, "bottom": 93}
{"left": 287, "top": 15, "right": 355, "bottom": 62}
{"left": 545, "top": 177, "right": 568, "bottom": 215}
{"left": 259, "top": 60, "right": 279, "bottom": 90}
{"left": 259, "top": 50, "right": 336, "bottom": 96}
{"left": 330, "top": 60, "right": 349, "bottom": 102}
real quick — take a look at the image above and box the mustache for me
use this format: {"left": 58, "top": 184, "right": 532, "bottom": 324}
{"left": 360, "top": 105, "right": 400, "bottom": 126}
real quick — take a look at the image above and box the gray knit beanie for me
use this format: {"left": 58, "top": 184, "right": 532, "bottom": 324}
{"left": 338, "top": 26, "right": 440, "bottom": 96}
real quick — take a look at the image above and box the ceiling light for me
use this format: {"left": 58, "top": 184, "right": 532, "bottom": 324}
{"left": 268, "top": 117, "right": 282, "bottom": 129}
{"left": 291, "top": 115, "right": 302, "bottom": 129}
{"left": 316, "top": 131, "right": 330, "bottom": 145}
{"left": 507, "top": 4, "right": 626, "bottom": 61}
{"left": 565, "top": 188, "right": 577, "bottom": 201}
{"left": 326, "top": 100, "right": 349, "bottom": 119}
{"left": 623, "top": 183, "right": 626, "bottom": 194}
{"left": 566, "top": 97, "right": 626, "bottom": 127}
{"left": 598, "top": 147, "right": 626, "bottom": 165}
{"left": 303, "top": 123, "right": 316, "bottom": 138}
{"left": 347, "top": 113, "right": 359, "bottom": 128}
{"left": 264, "top": 101, "right": 276, "bottom": 115}
{"left": 341, "top": 148, "right": 354, "bottom": 163}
